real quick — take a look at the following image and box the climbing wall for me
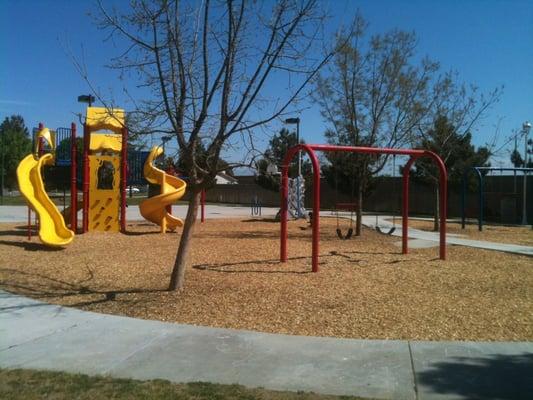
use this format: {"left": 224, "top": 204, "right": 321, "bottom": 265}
{"left": 88, "top": 155, "right": 121, "bottom": 232}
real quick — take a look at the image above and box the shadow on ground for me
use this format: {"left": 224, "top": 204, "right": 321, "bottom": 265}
{"left": 417, "top": 352, "right": 533, "bottom": 400}
{"left": 0, "top": 267, "right": 167, "bottom": 310}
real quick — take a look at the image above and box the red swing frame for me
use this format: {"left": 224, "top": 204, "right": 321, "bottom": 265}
{"left": 280, "top": 144, "right": 448, "bottom": 272}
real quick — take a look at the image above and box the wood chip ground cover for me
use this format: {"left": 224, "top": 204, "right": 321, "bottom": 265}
{"left": 0, "top": 218, "right": 532, "bottom": 341}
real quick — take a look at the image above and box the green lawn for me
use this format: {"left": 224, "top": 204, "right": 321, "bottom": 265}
{"left": 0, "top": 369, "right": 367, "bottom": 400}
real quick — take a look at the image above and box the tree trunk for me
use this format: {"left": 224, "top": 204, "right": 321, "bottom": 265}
{"left": 168, "top": 189, "right": 201, "bottom": 291}
{"left": 356, "top": 180, "right": 363, "bottom": 236}
{"left": 433, "top": 184, "right": 439, "bottom": 232}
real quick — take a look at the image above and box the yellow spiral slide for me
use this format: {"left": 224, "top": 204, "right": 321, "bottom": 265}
{"left": 17, "top": 153, "right": 74, "bottom": 246}
{"left": 139, "top": 146, "right": 187, "bottom": 232}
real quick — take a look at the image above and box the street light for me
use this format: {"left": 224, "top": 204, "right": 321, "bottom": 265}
{"left": 522, "top": 121, "right": 531, "bottom": 225}
{"left": 0, "top": 132, "right": 4, "bottom": 205}
{"left": 161, "top": 135, "right": 173, "bottom": 156}
{"left": 77, "top": 95, "right": 95, "bottom": 107}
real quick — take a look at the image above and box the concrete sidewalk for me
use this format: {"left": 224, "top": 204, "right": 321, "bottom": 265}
{"left": 0, "top": 205, "right": 279, "bottom": 223}
{"left": 362, "top": 215, "right": 533, "bottom": 257}
{"left": 1, "top": 291, "right": 532, "bottom": 399}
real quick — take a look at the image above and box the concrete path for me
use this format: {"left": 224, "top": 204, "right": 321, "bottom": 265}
{"left": 2, "top": 205, "right": 532, "bottom": 256}
{"left": 1, "top": 291, "right": 532, "bottom": 399}
{"left": 0, "top": 205, "right": 279, "bottom": 223}
{"left": 362, "top": 215, "right": 533, "bottom": 257}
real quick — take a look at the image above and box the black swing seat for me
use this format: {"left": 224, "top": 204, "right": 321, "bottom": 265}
{"left": 375, "top": 226, "right": 396, "bottom": 235}
{"left": 335, "top": 203, "right": 357, "bottom": 240}
{"left": 336, "top": 227, "right": 354, "bottom": 240}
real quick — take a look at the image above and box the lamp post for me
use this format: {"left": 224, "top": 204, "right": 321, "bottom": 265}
{"left": 77, "top": 95, "right": 95, "bottom": 107}
{"left": 522, "top": 121, "right": 531, "bottom": 225}
{"left": 0, "top": 131, "right": 4, "bottom": 205}
{"left": 161, "top": 135, "right": 172, "bottom": 156}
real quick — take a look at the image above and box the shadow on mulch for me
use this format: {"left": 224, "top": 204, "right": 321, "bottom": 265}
{"left": 0, "top": 267, "right": 168, "bottom": 310}
{"left": 0, "top": 239, "right": 65, "bottom": 252}
{"left": 193, "top": 257, "right": 311, "bottom": 274}
{"left": 240, "top": 218, "right": 280, "bottom": 223}
{"left": 0, "top": 229, "right": 31, "bottom": 237}
{"left": 192, "top": 250, "right": 389, "bottom": 274}
{"left": 123, "top": 230, "right": 172, "bottom": 236}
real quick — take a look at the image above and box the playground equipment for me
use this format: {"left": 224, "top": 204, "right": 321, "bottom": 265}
{"left": 461, "top": 167, "right": 532, "bottom": 231}
{"left": 280, "top": 144, "right": 448, "bottom": 272}
{"left": 139, "top": 146, "right": 187, "bottom": 232}
{"left": 15, "top": 106, "right": 157, "bottom": 246}
{"left": 82, "top": 107, "right": 128, "bottom": 232}
{"left": 287, "top": 176, "right": 307, "bottom": 218}
{"left": 16, "top": 128, "right": 75, "bottom": 246}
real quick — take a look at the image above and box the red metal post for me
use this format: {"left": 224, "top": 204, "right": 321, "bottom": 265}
{"left": 201, "top": 189, "right": 206, "bottom": 222}
{"left": 82, "top": 124, "right": 90, "bottom": 233}
{"left": 120, "top": 127, "right": 128, "bottom": 233}
{"left": 70, "top": 123, "right": 77, "bottom": 232}
{"left": 280, "top": 144, "right": 321, "bottom": 272}
{"left": 27, "top": 206, "right": 32, "bottom": 240}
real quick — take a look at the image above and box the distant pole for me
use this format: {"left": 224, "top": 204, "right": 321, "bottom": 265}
{"left": 0, "top": 131, "right": 4, "bottom": 205}
{"left": 522, "top": 122, "right": 531, "bottom": 225}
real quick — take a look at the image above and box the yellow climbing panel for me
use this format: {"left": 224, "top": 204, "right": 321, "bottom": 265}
{"left": 88, "top": 155, "right": 121, "bottom": 232}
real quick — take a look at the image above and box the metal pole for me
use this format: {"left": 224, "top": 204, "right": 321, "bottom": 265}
{"left": 120, "top": 127, "right": 128, "bottom": 233}
{"left": 82, "top": 123, "right": 90, "bottom": 233}
{"left": 201, "top": 189, "right": 205, "bottom": 222}
{"left": 0, "top": 131, "right": 4, "bottom": 205}
{"left": 524, "top": 170, "right": 528, "bottom": 225}
{"left": 522, "top": 122, "right": 530, "bottom": 225}
{"left": 70, "top": 123, "right": 77, "bottom": 232}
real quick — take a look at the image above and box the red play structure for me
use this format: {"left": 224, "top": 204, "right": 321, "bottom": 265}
{"left": 280, "top": 144, "right": 448, "bottom": 272}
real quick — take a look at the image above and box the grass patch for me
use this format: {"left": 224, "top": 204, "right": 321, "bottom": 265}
{"left": 0, "top": 368, "right": 367, "bottom": 400}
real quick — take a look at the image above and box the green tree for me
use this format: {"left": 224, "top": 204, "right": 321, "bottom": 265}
{"left": 510, "top": 143, "right": 533, "bottom": 168}
{"left": 255, "top": 128, "right": 310, "bottom": 191}
{"left": 0, "top": 115, "right": 32, "bottom": 192}
{"left": 411, "top": 115, "right": 491, "bottom": 230}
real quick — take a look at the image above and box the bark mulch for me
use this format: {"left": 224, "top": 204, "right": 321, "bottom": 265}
{"left": 0, "top": 218, "right": 532, "bottom": 341}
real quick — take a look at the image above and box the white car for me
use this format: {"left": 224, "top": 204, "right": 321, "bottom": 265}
{"left": 129, "top": 186, "right": 140, "bottom": 193}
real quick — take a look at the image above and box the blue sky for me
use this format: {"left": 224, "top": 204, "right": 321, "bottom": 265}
{"left": 1, "top": 0, "right": 532, "bottom": 168}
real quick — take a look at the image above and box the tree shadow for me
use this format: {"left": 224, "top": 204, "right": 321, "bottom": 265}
{"left": 0, "top": 267, "right": 167, "bottom": 309}
{"left": 240, "top": 218, "right": 279, "bottom": 223}
{"left": 193, "top": 256, "right": 312, "bottom": 274}
{"left": 122, "top": 230, "right": 169, "bottom": 236}
{"left": 417, "top": 352, "right": 533, "bottom": 400}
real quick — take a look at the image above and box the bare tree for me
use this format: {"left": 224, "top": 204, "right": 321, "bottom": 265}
{"left": 413, "top": 73, "right": 502, "bottom": 230}
{"left": 314, "top": 14, "right": 438, "bottom": 235}
{"left": 95, "top": 0, "right": 332, "bottom": 290}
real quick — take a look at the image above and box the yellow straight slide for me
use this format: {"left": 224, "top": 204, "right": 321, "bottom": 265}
{"left": 139, "top": 146, "right": 187, "bottom": 232}
{"left": 17, "top": 153, "right": 74, "bottom": 246}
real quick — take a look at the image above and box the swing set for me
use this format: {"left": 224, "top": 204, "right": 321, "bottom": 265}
{"left": 333, "top": 155, "right": 399, "bottom": 239}
{"left": 280, "top": 144, "right": 448, "bottom": 272}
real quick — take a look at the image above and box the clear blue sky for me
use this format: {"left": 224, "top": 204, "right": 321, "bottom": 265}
{"left": 1, "top": 0, "right": 532, "bottom": 167}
